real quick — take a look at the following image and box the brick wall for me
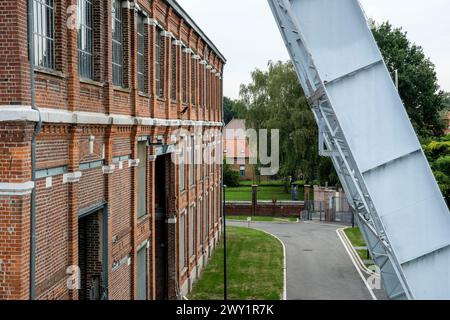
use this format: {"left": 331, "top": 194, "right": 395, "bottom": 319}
{"left": 0, "top": 0, "right": 225, "bottom": 300}
{"left": 225, "top": 202, "right": 305, "bottom": 218}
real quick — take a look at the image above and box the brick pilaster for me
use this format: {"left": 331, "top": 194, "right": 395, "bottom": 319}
{"left": 66, "top": 0, "right": 80, "bottom": 112}
{"left": 67, "top": 126, "right": 81, "bottom": 300}
{"left": 0, "top": 122, "right": 35, "bottom": 300}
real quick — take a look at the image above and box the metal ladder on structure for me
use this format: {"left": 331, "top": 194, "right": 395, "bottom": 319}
{"left": 268, "top": 0, "right": 450, "bottom": 299}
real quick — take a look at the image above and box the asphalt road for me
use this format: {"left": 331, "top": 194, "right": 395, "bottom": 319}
{"left": 228, "top": 220, "right": 374, "bottom": 300}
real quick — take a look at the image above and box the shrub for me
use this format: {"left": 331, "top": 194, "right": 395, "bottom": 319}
{"left": 224, "top": 164, "right": 240, "bottom": 187}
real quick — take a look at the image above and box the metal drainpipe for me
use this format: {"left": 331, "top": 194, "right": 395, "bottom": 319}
{"left": 220, "top": 72, "right": 226, "bottom": 300}
{"left": 220, "top": 72, "right": 225, "bottom": 223}
{"left": 27, "top": 0, "right": 42, "bottom": 300}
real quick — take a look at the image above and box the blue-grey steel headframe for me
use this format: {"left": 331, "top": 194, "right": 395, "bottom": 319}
{"left": 267, "top": 0, "right": 450, "bottom": 300}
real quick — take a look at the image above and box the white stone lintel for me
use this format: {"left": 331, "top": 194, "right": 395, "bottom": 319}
{"left": 167, "top": 218, "right": 177, "bottom": 224}
{"left": 163, "top": 31, "right": 173, "bottom": 38}
{"left": 102, "top": 165, "right": 116, "bottom": 174}
{"left": 129, "top": 159, "right": 140, "bottom": 167}
{"left": 0, "top": 181, "right": 35, "bottom": 196}
{"left": 62, "top": 171, "right": 82, "bottom": 184}
{"left": 172, "top": 39, "right": 183, "bottom": 46}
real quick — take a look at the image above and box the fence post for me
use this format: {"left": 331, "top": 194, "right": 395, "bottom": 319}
{"left": 251, "top": 185, "right": 258, "bottom": 217}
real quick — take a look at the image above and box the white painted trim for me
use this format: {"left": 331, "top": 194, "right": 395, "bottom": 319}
{"left": 0, "top": 106, "right": 223, "bottom": 127}
{"left": 62, "top": 171, "right": 82, "bottom": 184}
{"left": 128, "top": 159, "right": 140, "bottom": 167}
{"left": 146, "top": 18, "right": 158, "bottom": 26}
{"left": 167, "top": 218, "right": 177, "bottom": 224}
{"left": 172, "top": 39, "right": 183, "bottom": 46}
{"left": 192, "top": 55, "right": 200, "bottom": 60}
{"left": 0, "top": 106, "right": 40, "bottom": 122}
{"left": 122, "top": 0, "right": 131, "bottom": 9}
{"left": 102, "top": 165, "right": 115, "bottom": 174}
{"left": 162, "top": 31, "right": 173, "bottom": 38}
{"left": 0, "top": 181, "right": 35, "bottom": 196}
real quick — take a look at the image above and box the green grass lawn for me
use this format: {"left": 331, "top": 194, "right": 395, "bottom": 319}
{"left": 344, "top": 227, "right": 371, "bottom": 262}
{"left": 226, "top": 215, "right": 297, "bottom": 223}
{"left": 225, "top": 185, "right": 303, "bottom": 201}
{"left": 188, "top": 226, "right": 284, "bottom": 300}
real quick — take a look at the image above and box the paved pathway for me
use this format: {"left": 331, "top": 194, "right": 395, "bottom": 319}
{"left": 228, "top": 220, "right": 374, "bottom": 300}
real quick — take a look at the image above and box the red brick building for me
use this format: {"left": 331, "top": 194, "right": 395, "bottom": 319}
{"left": 0, "top": 0, "right": 225, "bottom": 300}
{"left": 223, "top": 119, "right": 254, "bottom": 181}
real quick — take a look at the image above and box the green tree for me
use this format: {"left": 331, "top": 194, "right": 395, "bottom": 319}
{"left": 239, "top": 61, "right": 338, "bottom": 186}
{"left": 372, "top": 22, "right": 447, "bottom": 138}
{"left": 223, "top": 97, "right": 237, "bottom": 124}
{"left": 223, "top": 163, "right": 240, "bottom": 187}
{"left": 223, "top": 96, "right": 247, "bottom": 124}
{"left": 423, "top": 134, "right": 450, "bottom": 204}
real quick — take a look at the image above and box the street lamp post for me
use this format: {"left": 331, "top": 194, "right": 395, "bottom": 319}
{"left": 223, "top": 184, "right": 227, "bottom": 300}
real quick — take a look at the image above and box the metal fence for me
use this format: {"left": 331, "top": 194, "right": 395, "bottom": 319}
{"left": 302, "top": 195, "right": 354, "bottom": 225}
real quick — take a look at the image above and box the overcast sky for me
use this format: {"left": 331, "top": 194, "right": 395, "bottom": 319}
{"left": 177, "top": 0, "right": 450, "bottom": 99}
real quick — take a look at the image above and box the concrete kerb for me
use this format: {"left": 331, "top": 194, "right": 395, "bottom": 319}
{"left": 337, "top": 227, "right": 380, "bottom": 278}
{"left": 336, "top": 227, "right": 378, "bottom": 300}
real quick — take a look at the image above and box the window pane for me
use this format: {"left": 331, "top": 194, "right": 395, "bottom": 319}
{"left": 78, "top": 0, "right": 93, "bottom": 79}
{"left": 137, "top": 15, "right": 145, "bottom": 93}
{"left": 180, "top": 138, "right": 185, "bottom": 191}
{"left": 190, "top": 136, "right": 195, "bottom": 185}
{"left": 191, "top": 57, "right": 196, "bottom": 105}
{"left": 182, "top": 51, "right": 187, "bottom": 104}
{"left": 112, "top": 0, "right": 123, "bottom": 86}
{"left": 171, "top": 43, "right": 177, "bottom": 101}
{"left": 33, "top": 0, "right": 55, "bottom": 69}
{"left": 189, "top": 206, "right": 195, "bottom": 257}
{"left": 180, "top": 213, "right": 186, "bottom": 269}
{"left": 197, "top": 200, "right": 202, "bottom": 250}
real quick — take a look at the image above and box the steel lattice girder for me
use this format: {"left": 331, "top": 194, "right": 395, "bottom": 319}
{"left": 268, "top": 0, "right": 450, "bottom": 299}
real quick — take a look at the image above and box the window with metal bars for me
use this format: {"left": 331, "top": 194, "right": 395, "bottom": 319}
{"left": 189, "top": 205, "right": 195, "bottom": 257}
{"left": 78, "top": 0, "right": 93, "bottom": 79}
{"left": 182, "top": 50, "right": 187, "bottom": 104}
{"left": 170, "top": 43, "right": 177, "bottom": 101}
{"left": 191, "top": 56, "right": 196, "bottom": 105}
{"left": 180, "top": 137, "right": 185, "bottom": 192}
{"left": 197, "top": 199, "right": 202, "bottom": 250}
{"left": 206, "top": 69, "right": 210, "bottom": 110}
{"left": 155, "top": 27, "right": 164, "bottom": 97}
{"left": 112, "top": 0, "right": 123, "bottom": 87}
{"left": 33, "top": 0, "right": 55, "bottom": 70}
{"left": 198, "top": 64, "right": 204, "bottom": 106}
{"left": 197, "top": 133, "right": 202, "bottom": 181}
{"left": 180, "top": 210, "right": 187, "bottom": 270}
{"left": 137, "top": 14, "right": 145, "bottom": 93}
{"left": 209, "top": 191, "right": 213, "bottom": 229}
{"left": 203, "top": 194, "right": 208, "bottom": 241}
{"left": 190, "top": 135, "right": 195, "bottom": 186}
